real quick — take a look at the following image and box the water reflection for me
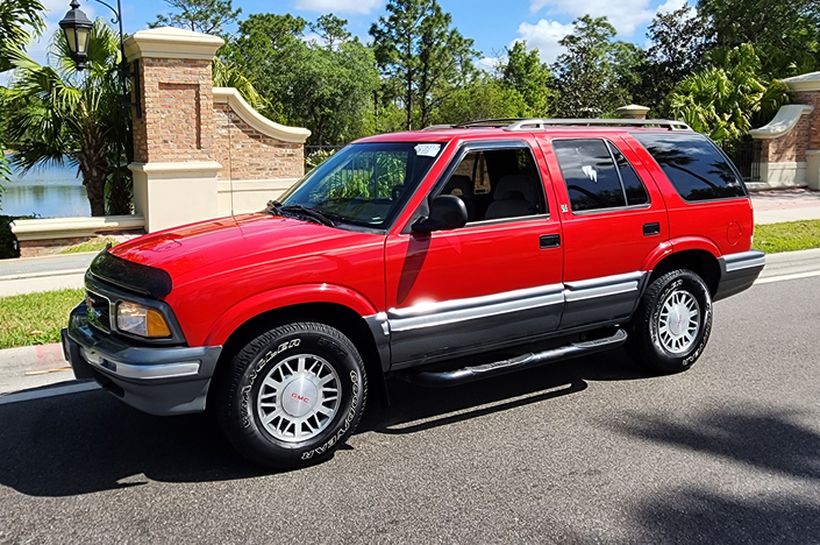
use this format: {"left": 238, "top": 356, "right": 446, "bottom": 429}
{"left": 1, "top": 157, "right": 89, "bottom": 218}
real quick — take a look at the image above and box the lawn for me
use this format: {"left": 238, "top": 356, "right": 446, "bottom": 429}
{"left": 0, "top": 289, "right": 84, "bottom": 349}
{"left": 753, "top": 220, "right": 820, "bottom": 254}
{"left": 59, "top": 236, "right": 119, "bottom": 254}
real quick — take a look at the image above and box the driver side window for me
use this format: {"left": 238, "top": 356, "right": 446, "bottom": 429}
{"left": 438, "top": 146, "right": 547, "bottom": 223}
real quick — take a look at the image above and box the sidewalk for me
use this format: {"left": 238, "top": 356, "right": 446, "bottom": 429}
{"left": 0, "top": 189, "right": 818, "bottom": 296}
{"left": 751, "top": 189, "right": 820, "bottom": 224}
{"left": 0, "top": 252, "right": 96, "bottom": 297}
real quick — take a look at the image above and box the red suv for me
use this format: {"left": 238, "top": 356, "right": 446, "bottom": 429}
{"left": 63, "top": 119, "right": 765, "bottom": 468}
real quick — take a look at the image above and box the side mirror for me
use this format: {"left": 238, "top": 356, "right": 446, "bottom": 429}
{"left": 412, "top": 194, "right": 468, "bottom": 234}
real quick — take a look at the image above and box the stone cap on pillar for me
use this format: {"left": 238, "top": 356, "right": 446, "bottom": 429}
{"left": 124, "top": 26, "right": 224, "bottom": 62}
{"left": 616, "top": 104, "right": 650, "bottom": 120}
{"left": 750, "top": 104, "right": 814, "bottom": 139}
{"left": 781, "top": 72, "right": 820, "bottom": 92}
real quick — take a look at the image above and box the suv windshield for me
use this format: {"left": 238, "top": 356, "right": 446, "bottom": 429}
{"left": 279, "top": 142, "right": 444, "bottom": 228}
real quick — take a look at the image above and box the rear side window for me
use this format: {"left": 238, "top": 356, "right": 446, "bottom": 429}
{"left": 633, "top": 133, "right": 746, "bottom": 201}
{"left": 552, "top": 139, "right": 649, "bottom": 212}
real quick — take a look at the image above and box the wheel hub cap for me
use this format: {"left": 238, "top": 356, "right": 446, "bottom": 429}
{"left": 256, "top": 354, "right": 341, "bottom": 443}
{"left": 658, "top": 290, "right": 701, "bottom": 355}
{"left": 281, "top": 377, "right": 318, "bottom": 418}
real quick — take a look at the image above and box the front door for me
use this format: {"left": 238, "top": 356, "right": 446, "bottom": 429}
{"left": 384, "top": 140, "right": 564, "bottom": 367}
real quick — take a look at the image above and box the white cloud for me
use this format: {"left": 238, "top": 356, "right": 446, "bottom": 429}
{"left": 477, "top": 56, "right": 502, "bottom": 74}
{"left": 529, "top": 0, "right": 656, "bottom": 35}
{"left": 655, "top": 0, "right": 689, "bottom": 14}
{"left": 294, "top": 0, "right": 382, "bottom": 15}
{"left": 514, "top": 19, "right": 573, "bottom": 64}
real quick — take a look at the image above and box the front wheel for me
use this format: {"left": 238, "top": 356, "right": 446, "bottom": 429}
{"left": 215, "top": 322, "right": 368, "bottom": 469}
{"left": 627, "top": 269, "right": 713, "bottom": 374}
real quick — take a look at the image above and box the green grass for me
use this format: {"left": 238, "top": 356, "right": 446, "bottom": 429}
{"left": 0, "top": 289, "right": 84, "bottom": 349}
{"left": 59, "top": 236, "right": 119, "bottom": 254}
{"left": 753, "top": 220, "right": 820, "bottom": 254}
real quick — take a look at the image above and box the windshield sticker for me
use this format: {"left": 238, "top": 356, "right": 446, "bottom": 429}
{"left": 415, "top": 143, "right": 441, "bottom": 157}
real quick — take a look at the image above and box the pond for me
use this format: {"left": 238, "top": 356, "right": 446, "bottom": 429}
{"left": 1, "top": 156, "right": 89, "bottom": 218}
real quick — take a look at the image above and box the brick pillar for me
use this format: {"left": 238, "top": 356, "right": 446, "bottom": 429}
{"left": 751, "top": 72, "right": 820, "bottom": 189}
{"left": 124, "top": 27, "right": 224, "bottom": 231}
{"left": 786, "top": 73, "right": 820, "bottom": 190}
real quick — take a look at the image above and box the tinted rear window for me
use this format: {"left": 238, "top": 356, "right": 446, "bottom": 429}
{"left": 634, "top": 133, "right": 746, "bottom": 201}
{"left": 553, "top": 139, "right": 628, "bottom": 211}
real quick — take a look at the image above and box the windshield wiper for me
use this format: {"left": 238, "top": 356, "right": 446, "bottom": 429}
{"left": 265, "top": 200, "right": 283, "bottom": 215}
{"left": 275, "top": 204, "right": 336, "bottom": 227}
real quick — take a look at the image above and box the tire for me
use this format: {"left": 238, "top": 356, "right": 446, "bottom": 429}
{"left": 626, "top": 269, "right": 713, "bottom": 374}
{"left": 215, "top": 321, "right": 368, "bottom": 469}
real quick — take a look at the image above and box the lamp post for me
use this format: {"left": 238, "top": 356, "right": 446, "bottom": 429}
{"left": 59, "top": 0, "right": 133, "bottom": 212}
{"left": 59, "top": 0, "right": 126, "bottom": 72}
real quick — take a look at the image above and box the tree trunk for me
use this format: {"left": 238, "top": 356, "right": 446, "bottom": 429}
{"left": 78, "top": 126, "right": 110, "bottom": 217}
{"left": 405, "top": 72, "right": 414, "bottom": 131}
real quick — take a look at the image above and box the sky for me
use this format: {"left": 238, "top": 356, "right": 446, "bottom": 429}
{"left": 23, "top": 0, "right": 690, "bottom": 71}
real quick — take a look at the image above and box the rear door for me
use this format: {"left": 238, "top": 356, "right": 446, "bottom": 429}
{"left": 539, "top": 134, "right": 669, "bottom": 328}
{"left": 384, "top": 139, "right": 564, "bottom": 367}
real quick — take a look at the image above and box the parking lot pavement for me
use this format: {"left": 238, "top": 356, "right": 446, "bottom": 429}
{"left": 0, "top": 276, "right": 818, "bottom": 544}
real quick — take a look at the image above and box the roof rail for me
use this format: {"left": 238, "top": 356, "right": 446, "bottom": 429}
{"left": 504, "top": 118, "right": 691, "bottom": 131}
{"left": 454, "top": 118, "right": 526, "bottom": 128}
{"left": 421, "top": 118, "right": 692, "bottom": 131}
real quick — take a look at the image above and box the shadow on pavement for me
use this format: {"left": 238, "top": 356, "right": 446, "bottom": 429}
{"left": 608, "top": 407, "right": 820, "bottom": 481}
{"left": 599, "top": 406, "right": 820, "bottom": 544}
{"left": 624, "top": 487, "right": 820, "bottom": 545}
{"left": 367, "top": 349, "right": 646, "bottom": 435}
{"left": 0, "top": 350, "right": 643, "bottom": 497}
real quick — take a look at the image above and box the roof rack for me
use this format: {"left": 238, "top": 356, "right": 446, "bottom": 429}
{"left": 422, "top": 118, "right": 691, "bottom": 131}
{"left": 505, "top": 118, "right": 691, "bottom": 131}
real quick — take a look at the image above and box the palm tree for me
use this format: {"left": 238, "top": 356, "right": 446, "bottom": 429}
{"left": 0, "top": 0, "right": 44, "bottom": 73}
{"left": 5, "top": 21, "right": 130, "bottom": 216}
{"left": 665, "top": 44, "right": 789, "bottom": 147}
{"left": 1, "top": 0, "right": 45, "bottom": 190}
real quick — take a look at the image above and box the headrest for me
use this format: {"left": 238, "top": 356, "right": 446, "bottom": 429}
{"left": 446, "top": 175, "right": 473, "bottom": 197}
{"left": 494, "top": 174, "right": 536, "bottom": 201}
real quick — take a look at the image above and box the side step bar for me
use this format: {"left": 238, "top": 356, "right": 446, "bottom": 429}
{"left": 405, "top": 329, "right": 628, "bottom": 388}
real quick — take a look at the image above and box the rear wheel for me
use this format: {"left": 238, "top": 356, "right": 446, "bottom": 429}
{"left": 215, "top": 321, "right": 367, "bottom": 468}
{"left": 627, "top": 269, "right": 713, "bottom": 374}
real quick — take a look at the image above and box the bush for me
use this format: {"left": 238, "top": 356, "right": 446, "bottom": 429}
{"left": 0, "top": 215, "right": 24, "bottom": 259}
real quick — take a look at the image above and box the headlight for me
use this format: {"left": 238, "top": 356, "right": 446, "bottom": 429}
{"left": 116, "top": 301, "right": 172, "bottom": 338}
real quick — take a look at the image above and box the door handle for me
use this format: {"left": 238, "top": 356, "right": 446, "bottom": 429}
{"left": 643, "top": 222, "right": 661, "bottom": 236}
{"left": 540, "top": 234, "right": 561, "bottom": 249}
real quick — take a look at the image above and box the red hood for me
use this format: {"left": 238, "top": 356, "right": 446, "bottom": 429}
{"left": 110, "top": 213, "right": 378, "bottom": 289}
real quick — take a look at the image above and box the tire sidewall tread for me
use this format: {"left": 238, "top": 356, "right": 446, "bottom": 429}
{"left": 215, "top": 321, "right": 368, "bottom": 468}
{"left": 629, "top": 269, "right": 713, "bottom": 374}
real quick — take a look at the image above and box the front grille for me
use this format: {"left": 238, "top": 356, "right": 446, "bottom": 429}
{"left": 85, "top": 290, "right": 112, "bottom": 332}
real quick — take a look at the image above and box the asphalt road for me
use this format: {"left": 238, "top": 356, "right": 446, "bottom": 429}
{"left": 1, "top": 277, "right": 818, "bottom": 545}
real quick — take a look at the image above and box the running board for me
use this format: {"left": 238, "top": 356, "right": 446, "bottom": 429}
{"left": 405, "top": 329, "right": 628, "bottom": 388}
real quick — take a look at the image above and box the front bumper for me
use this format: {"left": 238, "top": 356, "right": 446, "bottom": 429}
{"left": 714, "top": 250, "right": 766, "bottom": 302}
{"left": 62, "top": 304, "right": 221, "bottom": 415}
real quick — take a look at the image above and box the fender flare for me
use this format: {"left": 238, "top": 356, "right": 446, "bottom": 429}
{"left": 642, "top": 236, "right": 721, "bottom": 272}
{"left": 205, "top": 283, "right": 378, "bottom": 346}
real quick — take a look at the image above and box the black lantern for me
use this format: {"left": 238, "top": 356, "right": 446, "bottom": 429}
{"left": 59, "top": 0, "right": 94, "bottom": 69}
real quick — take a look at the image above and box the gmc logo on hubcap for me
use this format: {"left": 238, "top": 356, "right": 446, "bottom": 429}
{"left": 291, "top": 392, "right": 310, "bottom": 404}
